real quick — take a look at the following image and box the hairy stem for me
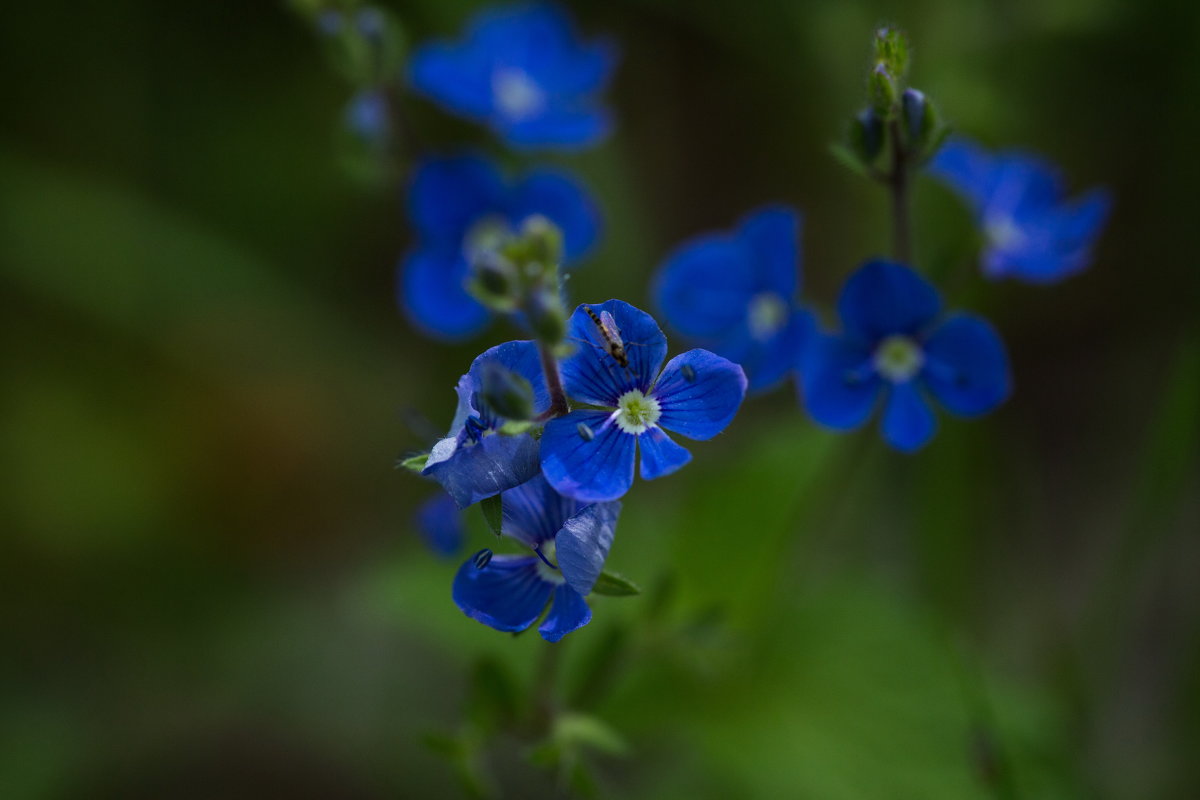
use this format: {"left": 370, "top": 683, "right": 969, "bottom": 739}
{"left": 538, "top": 341, "right": 571, "bottom": 419}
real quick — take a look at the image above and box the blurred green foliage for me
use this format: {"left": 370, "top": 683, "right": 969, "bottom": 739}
{"left": 1, "top": 1, "right": 1197, "bottom": 798}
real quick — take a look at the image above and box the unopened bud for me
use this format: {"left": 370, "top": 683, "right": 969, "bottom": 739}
{"left": 479, "top": 361, "right": 535, "bottom": 421}
{"left": 901, "top": 88, "right": 940, "bottom": 157}
{"left": 519, "top": 214, "right": 564, "bottom": 269}
{"left": 869, "top": 62, "right": 898, "bottom": 115}
{"left": 527, "top": 288, "right": 567, "bottom": 345}
{"left": 874, "top": 27, "right": 909, "bottom": 80}
{"left": 849, "top": 107, "right": 884, "bottom": 164}
{"left": 468, "top": 251, "right": 520, "bottom": 311}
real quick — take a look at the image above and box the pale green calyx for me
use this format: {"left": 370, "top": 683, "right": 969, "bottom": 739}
{"left": 614, "top": 389, "right": 661, "bottom": 435}
{"left": 873, "top": 335, "right": 924, "bottom": 383}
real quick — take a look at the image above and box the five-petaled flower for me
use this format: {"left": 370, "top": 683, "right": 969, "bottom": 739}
{"left": 423, "top": 340, "right": 549, "bottom": 507}
{"left": 929, "top": 137, "right": 1111, "bottom": 284}
{"left": 801, "top": 261, "right": 1011, "bottom": 452}
{"left": 540, "top": 300, "right": 748, "bottom": 502}
{"left": 452, "top": 474, "right": 621, "bottom": 642}
{"left": 408, "top": 3, "right": 616, "bottom": 149}
{"left": 400, "top": 154, "right": 601, "bottom": 339}
{"left": 653, "top": 205, "right": 814, "bottom": 393}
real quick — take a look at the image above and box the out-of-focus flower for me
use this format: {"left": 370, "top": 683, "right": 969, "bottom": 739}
{"left": 408, "top": 3, "right": 616, "bottom": 149}
{"left": 653, "top": 206, "right": 814, "bottom": 393}
{"left": 415, "top": 493, "right": 465, "bottom": 557}
{"left": 540, "top": 300, "right": 747, "bottom": 502}
{"left": 400, "top": 154, "right": 600, "bottom": 339}
{"left": 801, "top": 260, "right": 1010, "bottom": 452}
{"left": 452, "top": 475, "right": 621, "bottom": 642}
{"left": 929, "top": 137, "right": 1111, "bottom": 283}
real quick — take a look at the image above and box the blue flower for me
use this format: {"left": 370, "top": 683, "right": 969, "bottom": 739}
{"left": 400, "top": 154, "right": 601, "bottom": 340}
{"left": 415, "top": 493, "right": 465, "bottom": 557}
{"left": 653, "top": 206, "right": 815, "bottom": 393}
{"left": 408, "top": 4, "right": 616, "bottom": 149}
{"left": 423, "top": 340, "right": 550, "bottom": 507}
{"left": 929, "top": 137, "right": 1111, "bottom": 284}
{"left": 800, "top": 261, "right": 1010, "bottom": 452}
{"left": 452, "top": 474, "right": 621, "bottom": 642}
{"left": 540, "top": 300, "right": 748, "bottom": 502}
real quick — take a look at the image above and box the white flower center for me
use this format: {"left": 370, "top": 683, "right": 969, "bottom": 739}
{"left": 492, "top": 68, "right": 545, "bottom": 121}
{"left": 747, "top": 292, "right": 789, "bottom": 340}
{"left": 873, "top": 335, "right": 924, "bottom": 383}
{"left": 535, "top": 540, "right": 565, "bottom": 584}
{"left": 614, "top": 389, "right": 661, "bottom": 435}
{"left": 985, "top": 216, "right": 1025, "bottom": 250}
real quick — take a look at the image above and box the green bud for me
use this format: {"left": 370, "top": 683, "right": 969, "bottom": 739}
{"left": 479, "top": 361, "right": 536, "bottom": 421}
{"left": 467, "top": 251, "right": 520, "bottom": 312}
{"left": 868, "top": 62, "right": 898, "bottom": 115}
{"left": 527, "top": 287, "right": 568, "bottom": 345}
{"left": 519, "top": 214, "right": 564, "bottom": 270}
{"left": 849, "top": 107, "right": 884, "bottom": 164}
{"left": 900, "top": 88, "right": 933, "bottom": 149}
{"left": 874, "top": 26, "right": 909, "bottom": 80}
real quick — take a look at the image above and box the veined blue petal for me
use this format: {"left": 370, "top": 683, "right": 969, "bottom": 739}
{"left": 408, "top": 43, "right": 493, "bottom": 120}
{"left": 407, "top": 155, "right": 505, "bottom": 242}
{"left": 737, "top": 205, "right": 801, "bottom": 297}
{"left": 507, "top": 169, "right": 601, "bottom": 261}
{"left": 415, "top": 493, "right": 464, "bottom": 557}
{"left": 555, "top": 500, "right": 621, "bottom": 595}
{"left": 653, "top": 350, "right": 747, "bottom": 441}
{"left": 560, "top": 300, "right": 668, "bottom": 405}
{"left": 801, "top": 333, "right": 881, "bottom": 430}
{"left": 921, "top": 314, "right": 1011, "bottom": 417}
{"left": 424, "top": 430, "right": 541, "bottom": 508}
{"left": 467, "top": 340, "right": 551, "bottom": 419}
{"left": 502, "top": 473, "right": 578, "bottom": 548}
{"left": 453, "top": 554, "right": 553, "bottom": 633}
{"left": 653, "top": 235, "right": 756, "bottom": 339}
{"left": 638, "top": 427, "right": 692, "bottom": 479}
{"left": 838, "top": 260, "right": 941, "bottom": 342}
{"left": 541, "top": 410, "right": 635, "bottom": 502}
{"left": 400, "top": 247, "right": 491, "bottom": 341}
{"left": 538, "top": 584, "right": 592, "bottom": 642}
{"left": 881, "top": 382, "right": 937, "bottom": 452}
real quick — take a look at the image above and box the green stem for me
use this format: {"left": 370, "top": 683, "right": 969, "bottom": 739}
{"left": 887, "top": 118, "right": 912, "bottom": 263}
{"left": 538, "top": 341, "right": 570, "bottom": 419}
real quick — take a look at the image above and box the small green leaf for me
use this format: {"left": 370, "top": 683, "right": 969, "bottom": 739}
{"left": 480, "top": 494, "right": 502, "bottom": 538}
{"left": 829, "top": 142, "right": 868, "bottom": 178}
{"left": 553, "top": 713, "right": 629, "bottom": 757}
{"left": 590, "top": 570, "right": 641, "bottom": 597}
{"left": 396, "top": 452, "right": 428, "bottom": 473}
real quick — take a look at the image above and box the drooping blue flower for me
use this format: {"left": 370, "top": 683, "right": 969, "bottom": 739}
{"left": 400, "top": 154, "right": 601, "bottom": 340}
{"left": 423, "top": 340, "right": 550, "bottom": 507}
{"left": 540, "top": 300, "right": 748, "bottom": 502}
{"left": 800, "top": 261, "right": 1010, "bottom": 452}
{"left": 408, "top": 4, "right": 616, "bottom": 149}
{"left": 452, "top": 474, "right": 621, "bottom": 642}
{"left": 653, "top": 206, "right": 815, "bottom": 393}
{"left": 415, "top": 493, "right": 465, "bottom": 557}
{"left": 929, "top": 137, "right": 1111, "bottom": 284}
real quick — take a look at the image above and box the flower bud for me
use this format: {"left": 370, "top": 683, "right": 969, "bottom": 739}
{"left": 868, "top": 62, "right": 898, "bottom": 115}
{"left": 467, "top": 250, "right": 520, "bottom": 312}
{"left": 479, "top": 361, "right": 536, "bottom": 422}
{"left": 519, "top": 214, "right": 564, "bottom": 270}
{"left": 901, "top": 88, "right": 941, "bottom": 157}
{"left": 849, "top": 107, "right": 884, "bottom": 165}
{"left": 874, "top": 27, "right": 909, "bottom": 80}
{"left": 527, "top": 287, "right": 567, "bottom": 345}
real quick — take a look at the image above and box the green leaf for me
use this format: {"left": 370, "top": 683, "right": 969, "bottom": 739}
{"left": 396, "top": 452, "right": 428, "bottom": 473}
{"left": 829, "top": 142, "right": 869, "bottom": 178}
{"left": 590, "top": 570, "right": 641, "bottom": 597}
{"left": 480, "top": 494, "right": 503, "bottom": 538}
{"left": 553, "top": 713, "right": 629, "bottom": 757}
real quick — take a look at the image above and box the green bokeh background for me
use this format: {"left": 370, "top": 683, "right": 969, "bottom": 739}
{"left": 2, "top": 1, "right": 1197, "bottom": 797}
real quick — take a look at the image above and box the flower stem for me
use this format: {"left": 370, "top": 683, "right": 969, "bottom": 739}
{"left": 887, "top": 118, "right": 912, "bottom": 264}
{"left": 538, "top": 341, "right": 571, "bottom": 419}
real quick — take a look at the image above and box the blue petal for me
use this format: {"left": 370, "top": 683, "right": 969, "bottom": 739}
{"left": 921, "top": 314, "right": 1011, "bottom": 416}
{"left": 560, "top": 300, "right": 668, "bottom": 405}
{"left": 716, "top": 309, "right": 814, "bottom": 394}
{"left": 638, "top": 427, "right": 692, "bottom": 479}
{"left": 501, "top": 107, "right": 612, "bottom": 150}
{"left": 652, "top": 349, "right": 747, "bottom": 440}
{"left": 407, "top": 155, "right": 505, "bottom": 242}
{"left": 415, "top": 493, "right": 464, "bottom": 557}
{"left": 501, "top": 473, "right": 579, "bottom": 549}
{"left": 424, "top": 430, "right": 541, "bottom": 508}
{"left": 800, "top": 333, "right": 881, "bottom": 430}
{"left": 837, "top": 260, "right": 941, "bottom": 342}
{"left": 399, "top": 247, "right": 491, "bottom": 341}
{"left": 538, "top": 584, "right": 592, "bottom": 642}
{"left": 467, "top": 340, "right": 552, "bottom": 419}
{"left": 983, "top": 189, "right": 1112, "bottom": 283}
{"left": 453, "top": 554, "right": 553, "bottom": 633}
{"left": 471, "top": 5, "right": 615, "bottom": 94}
{"left": 881, "top": 382, "right": 937, "bottom": 452}
{"left": 506, "top": 169, "right": 601, "bottom": 261}
{"left": 984, "top": 154, "right": 1064, "bottom": 220}
{"left": 653, "top": 235, "right": 756, "bottom": 339}
{"left": 928, "top": 138, "right": 996, "bottom": 213}
{"left": 541, "top": 410, "right": 636, "bottom": 502}
{"left": 408, "top": 43, "right": 493, "bottom": 120}
{"left": 555, "top": 501, "right": 621, "bottom": 595}
{"left": 737, "top": 205, "right": 801, "bottom": 297}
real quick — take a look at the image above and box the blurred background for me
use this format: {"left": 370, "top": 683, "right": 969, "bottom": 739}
{"left": 1, "top": 0, "right": 1197, "bottom": 797}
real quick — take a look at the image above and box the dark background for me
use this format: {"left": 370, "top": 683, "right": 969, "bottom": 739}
{"left": 1, "top": 0, "right": 1197, "bottom": 797}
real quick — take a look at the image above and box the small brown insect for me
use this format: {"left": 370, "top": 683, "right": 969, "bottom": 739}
{"left": 584, "top": 305, "right": 629, "bottom": 368}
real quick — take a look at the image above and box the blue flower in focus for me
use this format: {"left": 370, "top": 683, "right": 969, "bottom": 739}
{"left": 415, "top": 493, "right": 465, "bottom": 557}
{"left": 929, "top": 137, "right": 1111, "bottom": 283}
{"left": 453, "top": 474, "right": 621, "bottom": 642}
{"left": 408, "top": 4, "right": 616, "bottom": 149}
{"left": 653, "top": 206, "right": 815, "bottom": 393}
{"left": 400, "top": 154, "right": 601, "bottom": 340}
{"left": 540, "top": 300, "right": 748, "bottom": 502}
{"left": 423, "top": 340, "right": 550, "bottom": 507}
{"left": 801, "top": 261, "right": 1010, "bottom": 452}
